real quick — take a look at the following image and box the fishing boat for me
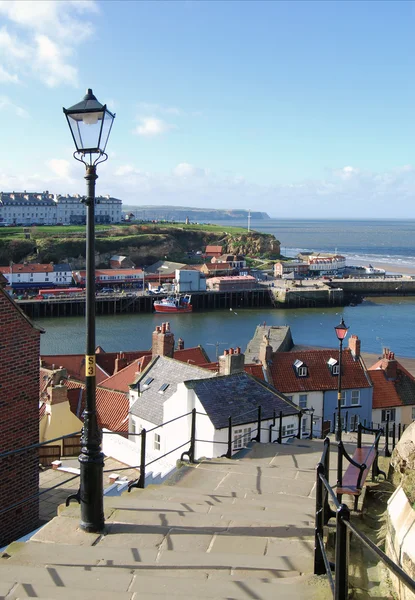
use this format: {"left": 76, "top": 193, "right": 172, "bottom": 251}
{"left": 153, "top": 294, "right": 192, "bottom": 313}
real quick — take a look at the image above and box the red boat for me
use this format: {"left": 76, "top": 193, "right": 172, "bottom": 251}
{"left": 153, "top": 294, "right": 192, "bottom": 313}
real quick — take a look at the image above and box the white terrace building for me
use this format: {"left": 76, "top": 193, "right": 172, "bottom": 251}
{"left": 0, "top": 191, "right": 122, "bottom": 226}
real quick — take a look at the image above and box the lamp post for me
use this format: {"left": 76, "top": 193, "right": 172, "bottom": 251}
{"left": 63, "top": 89, "right": 115, "bottom": 532}
{"left": 334, "top": 317, "right": 349, "bottom": 442}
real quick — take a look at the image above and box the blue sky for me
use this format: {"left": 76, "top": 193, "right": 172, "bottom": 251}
{"left": 0, "top": 0, "right": 414, "bottom": 217}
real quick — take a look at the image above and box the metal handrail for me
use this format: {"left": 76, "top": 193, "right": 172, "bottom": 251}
{"left": 0, "top": 430, "right": 82, "bottom": 460}
{"left": 314, "top": 436, "right": 415, "bottom": 599}
{"left": 145, "top": 411, "right": 193, "bottom": 434}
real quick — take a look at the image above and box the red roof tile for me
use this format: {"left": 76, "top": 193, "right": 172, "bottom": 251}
{"left": 270, "top": 349, "right": 370, "bottom": 392}
{"left": 368, "top": 370, "right": 402, "bottom": 409}
{"left": 96, "top": 387, "right": 129, "bottom": 433}
{"left": 244, "top": 364, "right": 265, "bottom": 380}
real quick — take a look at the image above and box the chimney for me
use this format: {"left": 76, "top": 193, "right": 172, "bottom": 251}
{"left": 152, "top": 322, "right": 175, "bottom": 358}
{"left": 46, "top": 383, "right": 68, "bottom": 405}
{"left": 51, "top": 367, "right": 67, "bottom": 386}
{"left": 348, "top": 335, "right": 361, "bottom": 359}
{"left": 383, "top": 351, "right": 397, "bottom": 380}
{"left": 177, "top": 337, "right": 184, "bottom": 350}
{"left": 114, "top": 352, "right": 127, "bottom": 373}
{"left": 219, "top": 347, "right": 245, "bottom": 375}
{"left": 259, "top": 334, "right": 273, "bottom": 365}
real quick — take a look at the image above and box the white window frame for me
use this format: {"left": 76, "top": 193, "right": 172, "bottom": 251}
{"left": 282, "top": 423, "right": 295, "bottom": 438}
{"left": 351, "top": 390, "right": 360, "bottom": 406}
{"left": 381, "top": 409, "right": 396, "bottom": 423}
{"left": 340, "top": 391, "right": 346, "bottom": 407}
{"left": 233, "top": 427, "right": 252, "bottom": 450}
{"left": 332, "top": 364, "right": 340, "bottom": 375}
{"left": 298, "top": 366, "right": 307, "bottom": 377}
{"left": 299, "top": 394, "right": 308, "bottom": 409}
{"left": 154, "top": 433, "right": 161, "bottom": 451}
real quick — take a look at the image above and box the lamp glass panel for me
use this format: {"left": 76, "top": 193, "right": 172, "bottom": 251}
{"left": 98, "top": 109, "right": 115, "bottom": 153}
{"left": 67, "top": 111, "right": 104, "bottom": 152}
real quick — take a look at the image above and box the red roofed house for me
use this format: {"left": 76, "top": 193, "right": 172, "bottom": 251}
{"left": 200, "top": 263, "right": 234, "bottom": 277}
{"left": 266, "top": 334, "right": 372, "bottom": 437}
{"left": 368, "top": 349, "right": 415, "bottom": 427}
{"left": 205, "top": 245, "right": 223, "bottom": 258}
{"left": 0, "top": 276, "right": 42, "bottom": 547}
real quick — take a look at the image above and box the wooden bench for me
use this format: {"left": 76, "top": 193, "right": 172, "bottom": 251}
{"left": 336, "top": 430, "right": 386, "bottom": 510}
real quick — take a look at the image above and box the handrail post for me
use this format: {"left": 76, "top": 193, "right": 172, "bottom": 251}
{"left": 337, "top": 441, "right": 344, "bottom": 503}
{"left": 357, "top": 423, "right": 362, "bottom": 449}
{"left": 314, "top": 462, "right": 325, "bottom": 575}
{"left": 138, "top": 429, "right": 146, "bottom": 488}
{"left": 297, "top": 410, "right": 302, "bottom": 439}
{"left": 278, "top": 410, "right": 283, "bottom": 444}
{"left": 189, "top": 408, "right": 196, "bottom": 463}
{"left": 226, "top": 416, "right": 232, "bottom": 458}
{"left": 385, "top": 419, "right": 390, "bottom": 457}
{"left": 310, "top": 413, "right": 314, "bottom": 440}
{"left": 323, "top": 437, "right": 332, "bottom": 523}
{"left": 255, "top": 406, "right": 262, "bottom": 442}
{"left": 335, "top": 503, "right": 350, "bottom": 600}
{"left": 398, "top": 423, "right": 402, "bottom": 441}
{"left": 333, "top": 412, "right": 336, "bottom": 434}
{"left": 272, "top": 409, "right": 276, "bottom": 427}
{"left": 392, "top": 422, "right": 396, "bottom": 450}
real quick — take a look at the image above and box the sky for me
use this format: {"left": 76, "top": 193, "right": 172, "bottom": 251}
{"left": 0, "top": 0, "right": 414, "bottom": 218}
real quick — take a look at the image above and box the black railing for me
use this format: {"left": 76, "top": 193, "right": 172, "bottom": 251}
{"left": 314, "top": 437, "right": 415, "bottom": 599}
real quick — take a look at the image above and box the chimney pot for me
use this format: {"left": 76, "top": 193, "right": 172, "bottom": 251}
{"left": 229, "top": 348, "right": 234, "bottom": 355}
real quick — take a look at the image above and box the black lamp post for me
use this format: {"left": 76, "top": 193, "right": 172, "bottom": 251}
{"left": 334, "top": 317, "right": 349, "bottom": 442}
{"left": 63, "top": 89, "right": 115, "bottom": 532}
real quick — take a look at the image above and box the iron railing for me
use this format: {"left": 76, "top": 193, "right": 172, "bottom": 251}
{"left": 314, "top": 437, "right": 415, "bottom": 599}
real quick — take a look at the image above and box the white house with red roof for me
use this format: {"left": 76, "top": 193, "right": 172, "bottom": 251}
{"left": 368, "top": 349, "right": 415, "bottom": 427}
{"left": 263, "top": 333, "right": 372, "bottom": 437}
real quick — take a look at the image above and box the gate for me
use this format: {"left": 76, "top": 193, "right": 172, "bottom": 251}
{"left": 62, "top": 435, "right": 82, "bottom": 457}
{"left": 39, "top": 445, "right": 61, "bottom": 467}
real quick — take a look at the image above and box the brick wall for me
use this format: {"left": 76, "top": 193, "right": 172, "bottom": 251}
{"left": 0, "top": 290, "right": 40, "bottom": 547}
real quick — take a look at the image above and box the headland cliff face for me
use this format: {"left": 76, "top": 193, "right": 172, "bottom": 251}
{"left": 0, "top": 225, "right": 280, "bottom": 268}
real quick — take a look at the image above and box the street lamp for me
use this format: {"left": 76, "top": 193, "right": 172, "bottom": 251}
{"left": 334, "top": 317, "right": 349, "bottom": 442}
{"left": 63, "top": 89, "right": 115, "bottom": 532}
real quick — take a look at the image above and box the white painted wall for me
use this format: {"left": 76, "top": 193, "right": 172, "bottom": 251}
{"left": 282, "top": 390, "right": 323, "bottom": 437}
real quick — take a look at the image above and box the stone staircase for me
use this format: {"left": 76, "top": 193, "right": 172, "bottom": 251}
{"left": 1, "top": 439, "right": 333, "bottom": 600}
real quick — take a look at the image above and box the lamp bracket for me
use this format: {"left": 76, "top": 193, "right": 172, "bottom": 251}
{"left": 73, "top": 150, "right": 109, "bottom": 168}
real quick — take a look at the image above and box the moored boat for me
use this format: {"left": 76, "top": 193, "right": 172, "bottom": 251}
{"left": 153, "top": 294, "right": 192, "bottom": 313}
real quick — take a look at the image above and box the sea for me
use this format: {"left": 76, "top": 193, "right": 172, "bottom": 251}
{"left": 210, "top": 218, "right": 415, "bottom": 272}
{"left": 35, "top": 218, "right": 415, "bottom": 361}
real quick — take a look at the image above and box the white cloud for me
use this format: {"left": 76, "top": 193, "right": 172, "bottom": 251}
{"left": 133, "top": 117, "right": 177, "bottom": 137}
{"left": 173, "top": 163, "right": 206, "bottom": 177}
{"left": 115, "top": 165, "right": 140, "bottom": 177}
{"left": 46, "top": 159, "right": 74, "bottom": 181}
{"left": 0, "top": 64, "right": 19, "bottom": 83}
{"left": 0, "top": 95, "right": 29, "bottom": 118}
{"left": 0, "top": 1, "right": 98, "bottom": 87}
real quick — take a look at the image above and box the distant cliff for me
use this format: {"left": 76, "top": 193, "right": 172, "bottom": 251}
{"left": 123, "top": 206, "right": 270, "bottom": 222}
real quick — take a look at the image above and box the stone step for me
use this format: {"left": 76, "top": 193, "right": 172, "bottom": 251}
{"left": 4, "top": 535, "right": 314, "bottom": 572}
{"left": 2, "top": 573, "right": 327, "bottom": 600}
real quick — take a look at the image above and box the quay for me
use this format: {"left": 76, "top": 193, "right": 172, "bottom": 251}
{"left": 14, "top": 275, "right": 415, "bottom": 319}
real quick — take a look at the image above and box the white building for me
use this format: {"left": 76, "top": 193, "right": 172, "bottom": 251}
{"left": 307, "top": 254, "right": 346, "bottom": 274}
{"left": 0, "top": 191, "right": 122, "bottom": 226}
{"left": 175, "top": 269, "right": 206, "bottom": 292}
{"left": 0, "top": 263, "right": 73, "bottom": 290}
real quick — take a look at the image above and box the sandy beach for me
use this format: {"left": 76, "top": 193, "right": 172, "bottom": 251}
{"left": 349, "top": 259, "right": 415, "bottom": 276}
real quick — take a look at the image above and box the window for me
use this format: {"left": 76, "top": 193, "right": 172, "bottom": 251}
{"left": 154, "top": 433, "right": 161, "bottom": 451}
{"left": 332, "top": 364, "right": 340, "bottom": 375}
{"left": 299, "top": 394, "right": 308, "bottom": 409}
{"left": 351, "top": 414, "right": 360, "bottom": 430}
{"left": 302, "top": 417, "right": 307, "bottom": 433}
{"left": 340, "top": 391, "right": 346, "bottom": 407}
{"left": 233, "top": 427, "right": 252, "bottom": 450}
{"left": 158, "top": 383, "right": 169, "bottom": 394}
{"left": 285, "top": 395, "right": 293, "bottom": 402}
{"left": 351, "top": 390, "right": 360, "bottom": 406}
{"left": 143, "top": 377, "right": 154, "bottom": 388}
{"left": 328, "top": 357, "right": 339, "bottom": 375}
{"left": 298, "top": 366, "right": 307, "bottom": 377}
{"left": 282, "top": 423, "right": 295, "bottom": 438}
{"left": 381, "top": 409, "right": 396, "bottom": 423}
{"left": 293, "top": 359, "right": 307, "bottom": 377}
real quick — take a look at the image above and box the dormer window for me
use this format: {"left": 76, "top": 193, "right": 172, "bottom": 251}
{"left": 142, "top": 377, "right": 154, "bottom": 389}
{"left": 328, "top": 357, "right": 340, "bottom": 375}
{"left": 294, "top": 359, "right": 307, "bottom": 377}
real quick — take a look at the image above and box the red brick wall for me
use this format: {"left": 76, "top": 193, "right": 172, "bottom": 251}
{"left": 0, "top": 291, "right": 40, "bottom": 547}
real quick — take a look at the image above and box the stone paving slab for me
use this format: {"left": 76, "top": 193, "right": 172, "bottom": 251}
{"left": 107, "top": 508, "right": 233, "bottom": 529}
{"left": 0, "top": 564, "right": 135, "bottom": 593}
{"left": 128, "top": 572, "right": 316, "bottom": 599}
{"left": 214, "top": 471, "right": 315, "bottom": 497}
{"left": 4, "top": 583, "right": 135, "bottom": 600}
{"left": 29, "top": 516, "right": 101, "bottom": 546}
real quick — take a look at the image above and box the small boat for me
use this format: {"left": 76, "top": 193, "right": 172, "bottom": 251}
{"left": 153, "top": 294, "right": 192, "bottom": 313}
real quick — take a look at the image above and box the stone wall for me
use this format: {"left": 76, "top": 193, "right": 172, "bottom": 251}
{"left": 386, "top": 486, "right": 415, "bottom": 600}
